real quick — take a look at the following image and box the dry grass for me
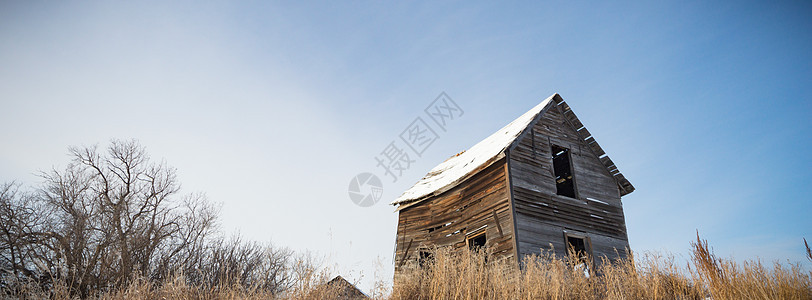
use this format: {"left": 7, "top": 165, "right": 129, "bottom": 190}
{"left": 391, "top": 234, "right": 811, "bottom": 300}
{"left": 3, "top": 235, "right": 810, "bottom": 299}
{"left": 1, "top": 259, "right": 347, "bottom": 300}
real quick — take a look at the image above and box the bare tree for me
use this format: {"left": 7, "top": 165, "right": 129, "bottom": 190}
{"left": 0, "top": 182, "right": 48, "bottom": 290}
{"left": 19, "top": 140, "right": 170, "bottom": 295}
{"left": 0, "top": 139, "right": 305, "bottom": 297}
{"left": 0, "top": 140, "right": 209, "bottom": 296}
{"left": 151, "top": 193, "right": 220, "bottom": 282}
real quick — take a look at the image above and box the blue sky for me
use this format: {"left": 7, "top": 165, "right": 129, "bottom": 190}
{"left": 1, "top": 0, "right": 810, "bottom": 291}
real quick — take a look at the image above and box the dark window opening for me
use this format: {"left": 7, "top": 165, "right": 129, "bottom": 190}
{"left": 418, "top": 250, "right": 434, "bottom": 268}
{"left": 468, "top": 232, "right": 487, "bottom": 251}
{"left": 427, "top": 222, "right": 452, "bottom": 233}
{"left": 552, "top": 145, "right": 576, "bottom": 198}
{"left": 566, "top": 235, "right": 588, "bottom": 258}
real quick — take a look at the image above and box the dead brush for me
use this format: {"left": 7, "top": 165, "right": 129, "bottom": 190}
{"left": 3, "top": 236, "right": 811, "bottom": 299}
{"left": 689, "top": 233, "right": 812, "bottom": 300}
{"left": 390, "top": 236, "right": 811, "bottom": 300}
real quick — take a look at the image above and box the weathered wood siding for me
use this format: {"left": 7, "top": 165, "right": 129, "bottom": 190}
{"left": 394, "top": 158, "right": 515, "bottom": 268}
{"left": 509, "top": 103, "right": 629, "bottom": 260}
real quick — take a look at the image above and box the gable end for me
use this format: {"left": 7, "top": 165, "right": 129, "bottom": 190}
{"left": 549, "top": 94, "right": 635, "bottom": 196}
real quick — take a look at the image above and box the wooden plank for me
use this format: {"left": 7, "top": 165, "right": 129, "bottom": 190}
{"left": 505, "top": 151, "right": 521, "bottom": 265}
{"left": 576, "top": 127, "right": 592, "bottom": 140}
{"left": 513, "top": 203, "right": 626, "bottom": 237}
{"left": 493, "top": 210, "right": 504, "bottom": 237}
{"left": 397, "top": 238, "right": 413, "bottom": 268}
{"left": 569, "top": 117, "right": 584, "bottom": 130}
{"left": 558, "top": 102, "right": 571, "bottom": 113}
{"left": 563, "top": 109, "right": 578, "bottom": 124}
{"left": 512, "top": 185, "right": 625, "bottom": 231}
{"left": 599, "top": 156, "right": 615, "bottom": 170}
{"left": 586, "top": 140, "right": 606, "bottom": 157}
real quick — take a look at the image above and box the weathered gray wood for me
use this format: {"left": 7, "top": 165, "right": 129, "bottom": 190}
{"left": 552, "top": 94, "right": 565, "bottom": 104}
{"left": 558, "top": 102, "right": 571, "bottom": 113}
{"left": 600, "top": 156, "right": 616, "bottom": 170}
{"left": 568, "top": 116, "right": 584, "bottom": 130}
{"left": 577, "top": 127, "right": 592, "bottom": 140}
{"left": 509, "top": 103, "right": 629, "bottom": 261}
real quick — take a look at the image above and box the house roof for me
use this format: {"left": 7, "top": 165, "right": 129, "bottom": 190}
{"left": 391, "top": 93, "right": 634, "bottom": 209}
{"left": 326, "top": 275, "right": 369, "bottom": 299}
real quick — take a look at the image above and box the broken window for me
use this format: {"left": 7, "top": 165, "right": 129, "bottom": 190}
{"left": 467, "top": 232, "right": 487, "bottom": 251}
{"left": 418, "top": 250, "right": 434, "bottom": 268}
{"left": 552, "top": 145, "right": 577, "bottom": 198}
{"left": 565, "top": 233, "right": 590, "bottom": 259}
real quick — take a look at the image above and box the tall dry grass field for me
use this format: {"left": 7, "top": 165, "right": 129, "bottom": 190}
{"left": 391, "top": 234, "right": 811, "bottom": 300}
{"left": 2, "top": 235, "right": 810, "bottom": 299}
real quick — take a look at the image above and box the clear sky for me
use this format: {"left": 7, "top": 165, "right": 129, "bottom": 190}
{"left": 1, "top": 0, "right": 810, "bottom": 292}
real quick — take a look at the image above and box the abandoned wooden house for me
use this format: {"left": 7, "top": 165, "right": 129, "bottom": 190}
{"left": 392, "top": 94, "right": 635, "bottom": 268}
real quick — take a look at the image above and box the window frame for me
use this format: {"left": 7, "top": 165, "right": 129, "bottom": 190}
{"left": 466, "top": 231, "right": 487, "bottom": 251}
{"left": 563, "top": 231, "right": 593, "bottom": 259}
{"left": 550, "top": 144, "right": 579, "bottom": 199}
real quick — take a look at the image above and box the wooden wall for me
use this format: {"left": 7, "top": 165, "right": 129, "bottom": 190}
{"left": 509, "top": 103, "right": 630, "bottom": 261}
{"left": 394, "top": 158, "right": 515, "bottom": 269}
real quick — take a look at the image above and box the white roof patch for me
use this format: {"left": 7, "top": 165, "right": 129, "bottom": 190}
{"left": 391, "top": 94, "right": 556, "bottom": 206}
